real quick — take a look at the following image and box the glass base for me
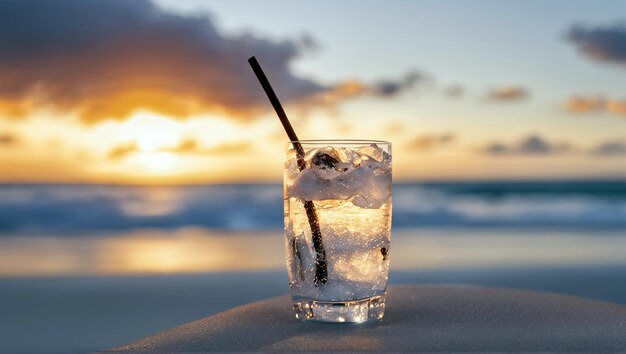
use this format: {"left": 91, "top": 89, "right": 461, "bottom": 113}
{"left": 291, "top": 295, "right": 386, "bottom": 323}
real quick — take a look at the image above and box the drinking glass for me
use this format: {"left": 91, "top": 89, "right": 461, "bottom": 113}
{"left": 284, "top": 140, "right": 392, "bottom": 323}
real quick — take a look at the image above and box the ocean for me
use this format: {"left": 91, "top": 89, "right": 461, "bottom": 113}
{"left": 2, "top": 181, "right": 626, "bottom": 234}
{"left": 1, "top": 182, "right": 625, "bottom": 353}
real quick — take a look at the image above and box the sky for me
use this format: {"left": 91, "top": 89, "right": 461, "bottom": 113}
{"left": 1, "top": 0, "right": 626, "bottom": 183}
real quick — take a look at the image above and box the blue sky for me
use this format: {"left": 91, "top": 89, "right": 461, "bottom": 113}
{"left": 156, "top": 0, "right": 626, "bottom": 145}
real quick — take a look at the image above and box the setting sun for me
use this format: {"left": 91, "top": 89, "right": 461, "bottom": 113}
{"left": 131, "top": 151, "right": 178, "bottom": 175}
{"left": 130, "top": 114, "right": 180, "bottom": 152}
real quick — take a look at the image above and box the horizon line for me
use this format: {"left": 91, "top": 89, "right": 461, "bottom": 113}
{"left": 1, "top": 177, "right": 626, "bottom": 187}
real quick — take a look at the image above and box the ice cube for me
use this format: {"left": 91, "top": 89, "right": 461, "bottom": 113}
{"left": 308, "top": 147, "right": 356, "bottom": 174}
{"left": 288, "top": 168, "right": 352, "bottom": 201}
{"left": 289, "top": 146, "right": 391, "bottom": 208}
{"left": 303, "top": 147, "right": 320, "bottom": 162}
{"left": 284, "top": 156, "right": 301, "bottom": 186}
{"left": 336, "top": 148, "right": 362, "bottom": 167}
{"left": 305, "top": 147, "right": 337, "bottom": 167}
{"left": 382, "top": 150, "right": 391, "bottom": 164}
{"left": 312, "top": 150, "right": 340, "bottom": 170}
{"left": 336, "top": 160, "right": 391, "bottom": 209}
{"left": 357, "top": 143, "right": 385, "bottom": 162}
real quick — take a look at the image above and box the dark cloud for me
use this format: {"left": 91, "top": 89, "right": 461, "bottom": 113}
{"left": 564, "top": 96, "right": 626, "bottom": 116}
{"left": 591, "top": 140, "right": 626, "bottom": 156}
{"left": 312, "top": 72, "right": 426, "bottom": 106}
{"left": 486, "top": 86, "right": 529, "bottom": 101}
{"left": 406, "top": 133, "right": 455, "bottom": 151}
{"left": 0, "top": 0, "right": 421, "bottom": 123}
{"left": 108, "top": 139, "right": 251, "bottom": 159}
{"left": 567, "top": 23, "right": 626, "bottom": 65}
{"left": 483, "top": 135, "right": 572, "bottom": 156}
{"left": 0, "top": 133, "right": 19, "bottom": 146}
{"left": 484, "top": 135, "right": 626, "bottom": 158}
{"left": 371, "top": 72, "right": 423, "bottom": 97}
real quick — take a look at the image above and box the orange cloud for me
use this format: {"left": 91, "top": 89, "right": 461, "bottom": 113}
{"left": 564, "top": 96, "right": 626, "bottom": 116}
{"left": 108, "top": 142, "right": 139, "bottom": 160}
{"left": 606, "top": 99, "right": 626, "bottom": 115}
{"left": 301, "top": 72, "right": 424, "bottom": 107}
{"left": 170, "top": 139, "right": 199, "bottom": 154}
{"left": 203, "top": 142, "right": 252, "bottom": 155}
{"left": 564, "top": 96, "right": 605, "bottom": 112}
{"left": 0, "top": 0, "right": 423, "bottom": 124}
{"left": 169, "top": 139, "right": 251, "bottom": 155}
{"left": 406, "top": 133, "right": 455, "bottom": 151}
{"left": 486, "top": 86, "right": 529, "bottom": 101}
{"left": 108, "top": 139, "right": 251, "bottom": 160}
{"left": 384, "top": 121, "right": 406, "bottom": 135}
{"left": 0, "top": 132, "right": 18, "bottom": 146}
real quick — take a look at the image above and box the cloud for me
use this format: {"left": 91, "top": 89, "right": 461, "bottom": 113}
{"left": 607, "top": 99, "right": 626, "bottom": 115}
{"left": 591, "top": 140, "right": 626, "bottom": 156}
{"left": 406, "top": 133, "right": 455, "bottom": 151}
{"left": 564, "top": 96, "right": 626, "bottom": 116}
{"left": 108, "top": 139, "right": 251, "bottom": 159}
{"left": 443, "top": 85, "right": 464, "bottom": 98}
{"left": 567, "top": 23, "right": 626, "bottom": 65}
{"left": 482, "top": 135, "right": 572, "bottom": 156}
{"left": 371, "top": 72, "right": 424, "bottom": 97}
{"left": 108, "top": 142, "right": 139, "bottom": 160}
{"left": 0, "top": 132, "right": 19, "bottom": 146}
{"left": 384, "top": 121, "right": 406, "bottom": 135}
{"left": 0, "top": 0, "right": 422, "bottom": 123}
{"left": 168, "top": 139, "right": 198, "bottom": 154}
{"left": 483, "top": 135, "right": 626, "bottom": 158}
{"left": 167, "top": 139, "right": 251, "bottom": 155}
{"left": 486, "top": 86, "right": 529, "bottom": 101}
{"left": 311, "top": 72, "right": 426, "bottom": 106}
{"left": 200, "top": 141, "right": 252, "bottom": 155}
{"left": 564, "top": 96, "right": 605, "bottom": 113}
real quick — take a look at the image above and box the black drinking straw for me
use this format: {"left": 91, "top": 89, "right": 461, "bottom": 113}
{"left": 248, "top": 56, "right": 328, "bottom": 286}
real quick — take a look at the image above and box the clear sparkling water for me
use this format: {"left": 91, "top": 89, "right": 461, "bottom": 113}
{"left": 284, "top": 142, "right": 392, "bottom": 322}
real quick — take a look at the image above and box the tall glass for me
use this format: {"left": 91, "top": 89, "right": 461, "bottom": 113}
{"left": 284, "top": 140, "right": 392, "bottom": 323}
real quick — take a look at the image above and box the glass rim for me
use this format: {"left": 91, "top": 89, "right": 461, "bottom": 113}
{"left": 286, "top": 139, "right": 391, "bottom": 145}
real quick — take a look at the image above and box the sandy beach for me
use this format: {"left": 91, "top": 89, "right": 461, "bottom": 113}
{"left": 3, "top": 266, "right": 626, "bottom": 353}
{"left": 2, "top": 228, "right": 626, "bottom": 353}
